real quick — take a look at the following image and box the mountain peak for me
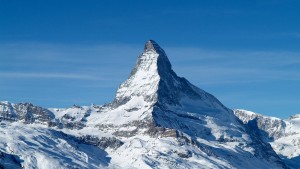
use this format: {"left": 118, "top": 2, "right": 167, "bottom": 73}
{"left": 144, "top": 40, "right": 163, "bottom": 53}
{"left": 113, "top": 40, "right": 228, "bottom": 113}
{"left": 142, "top": 40, "right": 172, "bottom": 73}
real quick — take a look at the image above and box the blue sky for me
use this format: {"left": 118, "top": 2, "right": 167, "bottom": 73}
{"left": 1, "top": 0, "right": 299, "bottom": 118}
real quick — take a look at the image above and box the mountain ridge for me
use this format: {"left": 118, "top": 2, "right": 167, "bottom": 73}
{"left": 234, "top": 109, "right": 300, "bottom": 169}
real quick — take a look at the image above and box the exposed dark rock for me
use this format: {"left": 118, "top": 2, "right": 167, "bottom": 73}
{"left": 77, "top": 135, "right": 124, "bottom": 150}
{"left": 60, "top": 114, "right": 85, "bottom": 130}
{"left": 0, "top": 102, "right": 56, "bottom": 126}
{"left": 234, "top": 110, "right": 287, "bottom": 140}
{"left": 175, "top": 150, "right": 192, "bottom": 158}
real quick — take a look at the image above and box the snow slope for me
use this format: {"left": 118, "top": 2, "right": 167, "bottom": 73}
{"left": 0, "top": 40, "right": 290, "bottom": 169}
{"left": 0, "top": 122, "right": 110, "bottom": 169}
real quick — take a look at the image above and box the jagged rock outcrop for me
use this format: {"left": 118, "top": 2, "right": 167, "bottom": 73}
{"left": 0, "top": 102, "right": 56, "bottom": 126}
{"left": 234, "top": 109, "right": 286, "bottom": 140}
{"left": 234, "top": 109, "right": 300, "bottom": 169}
{"left": 77, "top": 135, "right": 124, "bottom": 149}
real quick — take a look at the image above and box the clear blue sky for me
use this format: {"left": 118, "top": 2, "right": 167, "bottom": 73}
{"left": 1, "top": 0, "right": 299, "bottom": 118}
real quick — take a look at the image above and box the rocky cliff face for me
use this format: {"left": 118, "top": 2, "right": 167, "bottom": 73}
{"left": 234, "top": 109, "right": 300, "bottom": 169}
{"left": 0, "top": 102, "right": 56, "bottom": 126}
{"left": 234, "top": 109, "right": 286, "bottom": 140}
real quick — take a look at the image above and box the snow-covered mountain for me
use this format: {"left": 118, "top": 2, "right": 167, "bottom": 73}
{"left": 0, "top": 40, "right": 290, "bottom": 168}
{"left": 234, "top": 109, "right": 300, "bottom": 169}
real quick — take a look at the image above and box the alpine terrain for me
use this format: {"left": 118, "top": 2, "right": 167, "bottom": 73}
{"left": 234, "top": 109, "right": 300, "bottom": 169}
{"left": 0, "top": 40, "right": 294, "bottom": 168}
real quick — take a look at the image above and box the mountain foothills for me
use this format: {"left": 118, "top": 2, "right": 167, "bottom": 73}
{"left": 0, "top": 40, "right": 298, "bottom": 169}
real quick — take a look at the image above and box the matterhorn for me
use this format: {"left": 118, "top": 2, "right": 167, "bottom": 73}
{"left": 0, "top": 40, "right": 289, "bottom": 169}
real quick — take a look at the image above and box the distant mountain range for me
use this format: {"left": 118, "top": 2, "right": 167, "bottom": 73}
{"left": 0, "top": 40, "right": 298, "bottom": 169}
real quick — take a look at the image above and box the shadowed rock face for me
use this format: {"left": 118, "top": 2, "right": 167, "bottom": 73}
{"left": 113, "top": 40, "right": 228, "bottom": 111}
{"left": 112, "top": 40, "right": 230, "bottom": 119}
{"left": 13, "top": 103, "right": 55, "bottom": 124}
{"left": 234, "top": 109, "right": 287, "bottom": 140}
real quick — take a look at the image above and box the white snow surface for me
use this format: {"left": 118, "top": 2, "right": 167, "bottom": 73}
{"left": 0, "top": 122, "right": 110, "bottom": 169}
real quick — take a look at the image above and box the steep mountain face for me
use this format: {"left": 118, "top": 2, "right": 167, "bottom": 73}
{"left": 114, "top": 40, "right": 228, "bottom": 111}
{"left": 92, "top": 41, "right": 236, "bottom": 137}
{"left": 234, "top": 109, "right": 300, "bottom": 169}
{"left": 234, "top": 109, "right": 286, "bottom": 141}
{"left": 0, "top": 40, "right": 290, "bottom": 169}
{"left": 85, "top": 41, "right": 288, "bottom": 168}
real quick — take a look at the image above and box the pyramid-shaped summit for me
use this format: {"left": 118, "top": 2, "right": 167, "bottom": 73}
{"left": 101, "top": 40, "right": 240, "bottom": 137}
{"left": 95, "top": 40, "right": 286, "bottom": 168}
{"left": 114, "top": 40, "right": 228, "bottom": 113}
{"left": 144, "top": 40, "right": 165, "bottom": 52}
{"left": 113, "top": 40, "right": 172, "bottom": 107}
{"left": 85, "top": 40, "right": 287, "bottom": 168}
